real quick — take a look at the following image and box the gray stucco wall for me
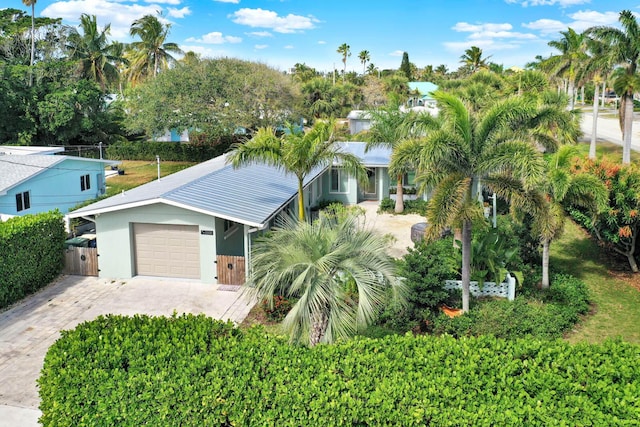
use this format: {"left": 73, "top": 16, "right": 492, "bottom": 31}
{"left": 94, "top": 203, "right": 217, "bottom": 282}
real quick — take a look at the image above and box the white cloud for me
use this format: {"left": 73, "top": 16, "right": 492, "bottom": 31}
{"left": 143, "top": 0, "right": 181, "bottom": 4}
{"left": 317, "top": 40, "right": 326, "bottom": 45}
{"left": 255, "top": 44, "right": 269, "bottom": 49}
{"left": 505, "top": 0, "right": 590, "bottom": 6}
{"left": 453, "top": 22, "right": 513, "bottom": 32}
{"left": 167, "top": 7, "right": 191, "bottom": 18}
{"left": 284, "top": 45, "right": 293, "bottom": 49}
{"left": 186, "top": 32, "right": 242, "bottom": 44}
{"left": 214, "top": 0, "right": 240, "bottom": 3}
{"left": 523, "top": 10, "right": 619, "bottom": 34}
{"left": 247, "top": 31, "right": 273, "bottom": 37}
{"left": 230, "top": 8, "right": 318, "bottom": 33}
{"left": 180, "top": 45, "right": 226, "bottom": 58}
{"left": 389, "top": 50, "right": 404, "bottom": 57}
{"left": 446, "top": 20, "right": 538, "bottom": 55}
{"left": 41, "top": 0, "right": 164, "bottom": 39}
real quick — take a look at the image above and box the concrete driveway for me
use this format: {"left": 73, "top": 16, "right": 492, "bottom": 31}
{"left": 0, "top": 275, "right": 255, "bottom": 426}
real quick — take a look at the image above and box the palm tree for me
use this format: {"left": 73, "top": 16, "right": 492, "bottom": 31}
{"left": 127, "top": 14, "right": 182, "bottom": 85}
{"left": 337, "top": 43, "right": 351, "bottom": 82}
{"left": 366, "top": 108, "right": 437, "bottom": 213}
{"left": 577, "top": 37, "right": 614, "bottom": 159}
{"left": 528, "top": 146, "right": 608, "bottom": 288}
{"left": 435, "top": 64, "right": 448, "bottom": 76}
{"left": 587, "top": 10, "right": 640, "bottom": 164}
{"left": 358, "top": 50, "right": 370, "bottom": 76}
{"left": 65, "top": 14, "right": 124, "bottom": 91}
{"left": 246, "top": 213, "right": 405, "bottom": 347}
{"left": 544, "top": 28, "right": 588, "bottom": 111}
{"left": 460, "top": 46, "right": 491, "bottom": 74}
{"left": 22, "top": 0, "right": 36, "bottom": 86}
{"left": 366, "top": 63, "right": 378, "bottom": 76}
{"left": 392, "top": 91, "right": 550, "bottom": 312}
{"left": 227, "top": 121, "right": 366, "bottom": 222}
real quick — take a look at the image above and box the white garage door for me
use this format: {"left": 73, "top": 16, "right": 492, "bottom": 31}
{"left": 133, "top": 223, "right": 200, "bottom": 279}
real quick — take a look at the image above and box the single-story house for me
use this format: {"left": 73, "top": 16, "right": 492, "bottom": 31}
{"left": 0, "top": 154, "right": 119, "bottom": 218}
{"left": 67, "top": 142, "right": 403, "bottom": 284}
{"left": 346, "top": 110, "right": 372, "bottom": 135}
{"left": 0, "top": 145, "right": 64, "bottom": 155}
{"left": 401, "top": 82, "right": 439, "bottom": 116}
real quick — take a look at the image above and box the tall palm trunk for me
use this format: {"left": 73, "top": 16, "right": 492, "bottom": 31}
{"left": 28, "top": 2, "right": 35, "bottom": 87}
{"left": 309, "top": 310, "right": 329, "bottom": 347}
{"left": 461, "top": 219, "right": 472, "bottom": 312}
{"left": 589, "top": 81, "right": 600, "bottom": 159}
{"left": 568, "top": 80, "right": 575, "bottom": 111}
{"left": 395, "top": 175, "right": 404, "bottom": 214}
{"left": 541, "top": 237, "right": 551, "bottom": 289}
{"left": 297, "top": 178, "right": 306, "bottom": 221}
{"left": 622, "top": 93, "right": 633, "bottom": 164}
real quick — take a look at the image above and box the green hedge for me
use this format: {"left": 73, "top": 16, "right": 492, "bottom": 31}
{"left": 0, "top": 211, "right": 65, "bottom": 308}
{"left": 105, "top": 135, "right": 239, "bottom": 162}
{"left": 40, "top": 314, "right": 640, "bottom": 426}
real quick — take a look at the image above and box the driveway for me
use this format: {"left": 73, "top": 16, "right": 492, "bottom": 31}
{"left": 0, "top": 275, "right": 255, "bottom": 426}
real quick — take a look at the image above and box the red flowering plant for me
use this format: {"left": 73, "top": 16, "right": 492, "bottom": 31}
{"left": 568, "top": 157, "right": 640, "bottom": 272}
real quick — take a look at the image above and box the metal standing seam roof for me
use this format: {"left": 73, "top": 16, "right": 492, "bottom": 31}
{"left": 69, "top": 142, "right": 392, "bottom": 227}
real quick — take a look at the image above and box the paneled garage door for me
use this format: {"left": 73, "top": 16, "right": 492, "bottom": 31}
{"left": 133, "top": 223, "right": 200, "bottom": 279}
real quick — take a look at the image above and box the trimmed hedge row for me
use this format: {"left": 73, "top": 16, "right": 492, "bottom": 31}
{"left": 0, "top": 211, "right": 65, "bottom": 309}
{"left": 105, "top": 136, "right": 238, "bottom": 162}
{"left": 40, "top": 314, "right": 640, "bottom": 426}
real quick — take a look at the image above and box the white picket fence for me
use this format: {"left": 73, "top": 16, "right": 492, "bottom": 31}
{"left": 444, "top": 274, "right": 516, "bottom": 301}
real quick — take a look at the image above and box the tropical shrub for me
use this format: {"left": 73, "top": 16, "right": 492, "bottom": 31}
{"left": 0, "top": 211, "right": 66, "bottom": 308}
{"left": 261, "top": 295, "right": 294, "bottom": 322}
{"left": 568, "top": 158, "right": 640, "bottom": 272}
{"left": 431, "top": 274, "right": 589, "bottom": 340}
{"left": 378, "top": 197, "right": 428, "bottom": 215}
{"left": 40, "top": 314, "right": 640, "bottom": 426}
{"left": 378, "top": 237, "right": 460, "bottom": 332}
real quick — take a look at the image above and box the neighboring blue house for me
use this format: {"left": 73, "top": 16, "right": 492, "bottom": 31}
{"left": 66, "top": 142, "right": 414, "bottom": 284}
{"left": 0, "top": 155, "right": 119, "bottom": 218}
{"left": 406, "top": 81, "right": 439, "bottom": 109}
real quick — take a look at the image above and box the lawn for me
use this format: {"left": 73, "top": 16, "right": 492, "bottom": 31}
{"left": 575, "top": 139, "right": 640, "bottom": 162}
{"left": 552, "top": 219, "right": 640, "bottom": 344}
{"left": 105, "top": 160, "right": 195, "bottom": 196}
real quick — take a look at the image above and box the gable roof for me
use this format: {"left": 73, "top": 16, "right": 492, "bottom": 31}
{"left": 69, "top": 154, "right": 326, "bottom": 228}
{"left": 0, "top": 155, "right": 118, "bottom": 195}
{"left": 0, "top": 145, "right": 64, "bottom": 155}
{"left": 69, "top": 142, "right": 392, "bottom": 228}
{"left": 408, "top": 82, "right": 438, "bottom": 99}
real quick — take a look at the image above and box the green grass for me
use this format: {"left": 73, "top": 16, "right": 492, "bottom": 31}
{"left": 551, "top": 220, "right": 640, "bottom": 344}
{"left": 105, "top": 161, "right": 195, "bottom": 196}
{"left": 575, "top": 140, "right": 640, "bottom": 163}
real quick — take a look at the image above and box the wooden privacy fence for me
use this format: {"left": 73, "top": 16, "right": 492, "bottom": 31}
{"left": 64, "top": 247, "right": 98, "bottom": 276}
{"left": 216, "top": 255, "right": 245, "bottom": 285}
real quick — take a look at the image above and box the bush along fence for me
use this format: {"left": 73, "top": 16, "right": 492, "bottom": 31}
{"left": 0, "top": 211, "right": 66, "bottom": 309}
{"left": 445, "top": 274, "right": 517, "bottom": 301}
{"left": 39, "top": 314, "right": 640, "bottom": 426}
{"left": 105, "top": 135, "right": 241, "bottom": 163}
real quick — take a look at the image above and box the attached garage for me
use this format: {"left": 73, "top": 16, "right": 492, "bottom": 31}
{"left": 133, "top": 223, "right": 200, "bottom": 279}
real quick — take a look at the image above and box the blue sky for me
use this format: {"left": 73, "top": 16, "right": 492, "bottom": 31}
{"left": 20, "top": 0, "right": 640, "bottom": 73}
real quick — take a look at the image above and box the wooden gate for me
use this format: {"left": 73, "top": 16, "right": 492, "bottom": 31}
{"left": 64, "top": 247, "right": 98, "bottom": 276}
{"left": 216, "top": 255, "right": 245, "bottom": 285}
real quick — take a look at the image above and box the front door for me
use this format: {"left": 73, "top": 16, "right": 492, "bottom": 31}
{"left": 364, "top": 168, "right": 377, "bottom": 200}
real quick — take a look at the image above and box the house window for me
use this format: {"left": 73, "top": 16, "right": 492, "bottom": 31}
{"left": 330, "top": 167, "right": 348, "bottom": 193}
{"left": 16, "top": 191, "right": 30, "bottom": 212}
{"left": 403, "top": 172, "right": 416, "bottom": 186}
{"left": 80, "top": 174, "right": 91, "bottom": 191}
{"left": 223, "top": 219, "right": 239, "bottom": 239}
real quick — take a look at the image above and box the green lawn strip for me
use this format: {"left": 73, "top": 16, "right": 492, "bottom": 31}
{"left": 575, "top": 140, "right": 640, "bottom": 163}
{"left": 105, "top": 161, "right": 195, "bottom": 196}
{"left": 551, "top": 220, "right": 640, "bottom": 344}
